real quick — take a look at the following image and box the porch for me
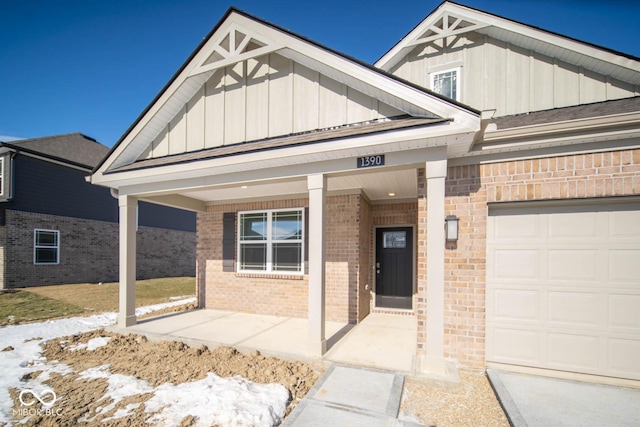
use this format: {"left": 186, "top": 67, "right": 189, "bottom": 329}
{"left": 112, "top": 309, "right": 417, "bottom": 373}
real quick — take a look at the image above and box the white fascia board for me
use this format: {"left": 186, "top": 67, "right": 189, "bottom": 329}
{"left": 483, "top": 111, "right": 640, "bottom": 144}
{"left": 118, "top": 144, "right": 451, "bottom": 199}
{"left": 94, "top": 121, "right": 474, "bottom": 191}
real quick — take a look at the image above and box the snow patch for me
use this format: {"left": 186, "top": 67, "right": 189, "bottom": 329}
{"left": 145, "top": 373, "right": 289, "bottom": 427}
{"left": 70, "top": 336, "right": 111, "bottom": 352}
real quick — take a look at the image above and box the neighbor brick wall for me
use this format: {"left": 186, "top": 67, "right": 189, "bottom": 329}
{"left": 3, "top": 210, "right": 195, "bottom": 288}
{"left": 198, "top": 194, "right": 366, "bottom": 323}
{"left": 441, "top": 148, "right": 640, "bottom": 369}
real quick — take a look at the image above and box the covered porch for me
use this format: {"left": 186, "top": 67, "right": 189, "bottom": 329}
{"left": 112, "top": 309, "right": 418, "bottom": 373}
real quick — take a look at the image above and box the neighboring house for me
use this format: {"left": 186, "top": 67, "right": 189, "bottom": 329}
{"left": 0, "top": 132, "right": 196, "bottom": 289}
{"left": 91, "top": 2, "right": 640, "bottom": 383}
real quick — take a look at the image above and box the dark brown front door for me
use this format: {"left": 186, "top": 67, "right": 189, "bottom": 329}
{"left": 375, "top": 227, "right": 413, "bottom": 309}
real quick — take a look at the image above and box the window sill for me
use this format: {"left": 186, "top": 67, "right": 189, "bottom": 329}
{"left": 236, "top": 272, "right": 305, "bottom": 280}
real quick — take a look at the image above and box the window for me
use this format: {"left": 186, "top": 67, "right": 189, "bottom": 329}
{"left": 34, "top": 229, "right": 60, "bottom": 265}
{"left": 238, "top": 209, "right": 303, "bottom": 273}
{"left": 430, "top": 68, "right": 460, "bottom": 101}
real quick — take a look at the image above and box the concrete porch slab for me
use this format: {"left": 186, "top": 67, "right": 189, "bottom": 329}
{"left": 108, "top": 310, "right": 418, "bottom": 373}
{"left": 108, "top": 309, "right": 350, "bottom": 362}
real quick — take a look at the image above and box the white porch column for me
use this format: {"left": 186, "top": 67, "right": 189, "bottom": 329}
{"left": 415, "top": 156, "right": 449, "bottom": 375}
{"left": 119, "top": 195, "right": 137, "bottom": 327}
{"left": 307, "top": 174, "right": 327, "bottom": 356}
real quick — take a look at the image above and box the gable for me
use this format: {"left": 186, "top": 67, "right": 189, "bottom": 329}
{"left": 97, "top": 8, "right": 478, "bottom": 174}
{"left": 139, "top": 52, "right": 406, "bottom": 160}
{"left": 377, "top": 2, "right": 640, "bottom": 117}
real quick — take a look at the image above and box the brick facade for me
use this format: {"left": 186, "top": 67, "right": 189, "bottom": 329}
{"left": 441, "top": 148, "right": 640, "bottom": 368}
{"left": 194, "top": 148, "right": 640, "bottom": 370}
{"left": 197, "top": 197, "right": 424, "bottom": 323}
{"left": 1, "top": 210, "right": 196, "bottom": 288}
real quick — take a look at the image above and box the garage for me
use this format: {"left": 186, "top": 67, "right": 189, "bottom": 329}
{"left": 486, "top": 198, "right": 640, "bottom": 381}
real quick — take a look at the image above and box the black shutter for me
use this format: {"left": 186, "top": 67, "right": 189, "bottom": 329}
{"left": 304, "top": 207, "right": 309, "bottom": 274}
{"left": 222, "top": 212, "right": 236, "bottom": 272}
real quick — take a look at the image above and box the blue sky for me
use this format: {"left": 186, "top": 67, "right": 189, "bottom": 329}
{"left": 1, "top": 0, "right": 639, "bottom": 147}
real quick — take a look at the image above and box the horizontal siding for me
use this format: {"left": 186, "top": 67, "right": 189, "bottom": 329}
{"left": 3, "top": 156, "right": 195, "bottom": 232}
{"left": 143, "top": 53, "right": 404, "bottom": 160}
{"left": 392, "top": 32, "right": 639, "bottom": 117}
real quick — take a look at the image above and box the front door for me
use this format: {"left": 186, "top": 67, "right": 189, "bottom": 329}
{"left": 375, "top": 227, "right": 413, "bottom": 309}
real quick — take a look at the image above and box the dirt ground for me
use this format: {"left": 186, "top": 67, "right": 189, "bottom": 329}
{"left": 9, "top": 329, "right": 322, "bottom": 426}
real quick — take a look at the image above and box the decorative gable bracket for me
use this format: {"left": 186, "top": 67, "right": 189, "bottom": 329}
{"left": 405, "top": 12, "right": 487, "bottom": 48}
{"left": 189, "top": 24, "right": 284, "bottom": 77}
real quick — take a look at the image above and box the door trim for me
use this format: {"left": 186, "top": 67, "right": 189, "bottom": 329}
{"left": 373, "top": 224, "right": 416, "bottom": 311}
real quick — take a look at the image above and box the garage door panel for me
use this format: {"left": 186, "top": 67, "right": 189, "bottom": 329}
{"left": 493, "top": 249, "right": 539, "bottom": 279}
{"left": 492, "top": 328, "right": 541, "bottom": 363}
{"left": 548, "top": 333, "right": 599, "bottom": 369}
{"left": 487, "top": 200, "right": 640, "bottom": 381}
{"left": 609, "top": 250, "right": 640, "bottom": 283}
{"left": 609, "top": 294, "right": 640, "bottom": 329}
{"left": 548, "top": 249, "right": 598, "bottom": 283}
{"left": 549, "top": 211, "right": 598, "bottom": 239}
{"left": 491, "top": 213, "right": 540, "bottom": 242}
{"left": 610, "top": 210, "right": 640, "bottom": 237}
{"left": 608, "top": 339, "right": 640, "bottom": 376}
{"left": 548, "top": 291, "right": 599, "bottom": 326}
{"left": 493, "top": 289, "right": 539, "bottom": 321}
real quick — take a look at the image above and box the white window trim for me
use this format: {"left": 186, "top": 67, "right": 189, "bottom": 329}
{"left": 237, "top": 208, "right": 304, "bottom": 275}
{"left": 429, "top": 67, "right": 461, "bottom": 101}
{"left": 34, "top": 229, "right": 60, "bottom": 265}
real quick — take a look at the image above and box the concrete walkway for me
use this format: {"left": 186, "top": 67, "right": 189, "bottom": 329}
{"left": 488, "top": 369, "right": 640, "bottom": 427}
{"left": 284, "top": 365, "right": 424, "bottom": 427}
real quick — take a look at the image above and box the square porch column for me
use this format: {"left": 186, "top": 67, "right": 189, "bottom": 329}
{"left": 307, "top": 174, "right": 327, "bottom": 356}
{"left": 415, "top": 156, "right": 449, "bottom": 376}
{"left": 119, "top": 195, "right": 137, "bottom": 327}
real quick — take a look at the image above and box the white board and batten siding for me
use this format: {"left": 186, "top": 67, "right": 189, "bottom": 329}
{"left": 390, "top": 33, "right": 639, "bottom": 118}
{"left": 486, "top": 199, "right": 640, "bottom": 381}
{"left": 142, "top": 53, "right": 404, "bottom": 160}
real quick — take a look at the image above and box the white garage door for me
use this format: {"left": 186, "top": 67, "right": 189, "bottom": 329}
{"left": 486, "top": 199, "right": 640, "bottom": 381}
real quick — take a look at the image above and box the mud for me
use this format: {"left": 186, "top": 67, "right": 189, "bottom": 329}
{"left": 11, "top": 329, "right": 323, "bottom": 426}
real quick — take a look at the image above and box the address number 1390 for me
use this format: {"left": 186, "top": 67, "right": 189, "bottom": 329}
{"left": 357, "top": 155, "right": 385, "bottom": 168}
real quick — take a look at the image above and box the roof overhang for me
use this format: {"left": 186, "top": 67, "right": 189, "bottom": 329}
{"left": 94, "top": 119, "right": 474, "bottom": 211}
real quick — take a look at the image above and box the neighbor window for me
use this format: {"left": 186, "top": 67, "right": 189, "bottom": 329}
{"left": 34, "top": 229, "right": 60, "bottom": 265}
{"left": 238, "top": 209, "right": 303, "bottom": 273}
{"left": 430, "top": 68, "right": 460, "bottom": 101}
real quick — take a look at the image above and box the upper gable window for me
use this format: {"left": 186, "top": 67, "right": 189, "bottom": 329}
{"left": 430, "top": 67, "right": 460, "bottom": 101}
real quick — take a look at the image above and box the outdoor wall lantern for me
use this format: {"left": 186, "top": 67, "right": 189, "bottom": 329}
{"left": 445, "top": 215, "right": 459, "bottom": 242}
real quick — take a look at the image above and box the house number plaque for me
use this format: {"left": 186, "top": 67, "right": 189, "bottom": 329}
{"left": 357, "top": 154, "right": 385, "bottom": 168}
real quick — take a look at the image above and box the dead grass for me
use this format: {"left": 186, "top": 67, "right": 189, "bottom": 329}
{"left": 1, "top": 277, "right": 195, "bottom": 325}
{"left": 0, "top": 291, "right": 84, "bottom": 325}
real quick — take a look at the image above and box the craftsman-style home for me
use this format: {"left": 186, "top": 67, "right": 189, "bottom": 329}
{"left": 91, "top": 2, "right": 640, "bottom": 382}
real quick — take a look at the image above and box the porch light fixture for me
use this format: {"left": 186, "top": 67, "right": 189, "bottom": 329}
{"left": 445, "top": 215, "right": 459, "bottom": 242}
{"left": 388, "top": 192, "right": 396, "bottom": 197}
